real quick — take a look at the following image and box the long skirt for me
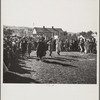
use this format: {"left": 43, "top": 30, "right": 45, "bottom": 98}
{"left": 56, "top": 44, "right": 61, "bottom": 53}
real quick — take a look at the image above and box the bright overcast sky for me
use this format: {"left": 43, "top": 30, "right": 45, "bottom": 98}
{"left": 2, "top": 0, "right": 99, "bottom": 32}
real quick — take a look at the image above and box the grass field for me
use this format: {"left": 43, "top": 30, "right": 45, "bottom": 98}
{"left": 4, "top": 51, "right": 97, "bottom": 84}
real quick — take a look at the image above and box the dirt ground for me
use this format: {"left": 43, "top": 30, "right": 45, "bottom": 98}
{"left": 5, "top": 51, "right": 97, "bottom": 84}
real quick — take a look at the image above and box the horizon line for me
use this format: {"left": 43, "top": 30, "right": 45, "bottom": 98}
{"left": 3, "top": 25, "right": 97, "bottom": 33}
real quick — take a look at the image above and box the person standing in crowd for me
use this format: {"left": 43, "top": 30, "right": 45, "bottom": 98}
{"left": 34, "top": 41, "right": 38, "bottom": 50}
{"left": 69, "top": 40, "right": 72, "bottom": 51}
{"left": 4, "top": 43, "right": 10, "bottom": 68}
{"left": 36, "top": 36, "right": 47, "bottom": 60}
{"left": 92, "top": 38, "right": 97, "bottom": 54}
{"left": 88, "top": 39, "right": 93, "bottom": 53}
{"left": 47, "top": 38, "right": 54, "bottom": 56}
{"left": 65, "top": 39, "right": 70, "bottom": 51}
{"left": 79, "top": 38, "right": 84, "bottom": 53}
{"left": 73, "top": 39, "right": 78, "bottom": 51}
{"left": 21, "top": 39, "right": 27, "bottom": 57}
{"left": 53, "top": 39, "right": 56, "bottom": 51}
{"left": 71, "top": 39, "right": 74, "bottom": 51}
{"left": 56, "top": 38, "right": 62, "bottom": 55}
{"left": 12, "top": 40, "right": 16, "bottom": 53}
{"left": 84, "top": 39, "right": 89, "bottom": 54}
{"left": 27, "top": 40, "right": 32, "bottom": 57}
{"left": 4, "top": 36, "right": 17, "bottom": 69}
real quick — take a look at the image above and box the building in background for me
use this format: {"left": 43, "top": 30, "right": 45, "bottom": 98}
{"left": 33, "top": 26, "right": 66, "bottom": 40}
{"left": 3, "top": 25, "right": 97, "bottom": 42}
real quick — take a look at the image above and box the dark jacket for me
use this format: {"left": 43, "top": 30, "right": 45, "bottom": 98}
{"left": 36, "top": 41, "right": 46, "bottom": 58}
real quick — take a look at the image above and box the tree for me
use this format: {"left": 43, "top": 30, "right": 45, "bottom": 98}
{"left": 4, "top": 28, "right": 13, "bottom": 36}
{"left": 87, "top": 31, "right": 93, "bottom": 36}
{"left": 79, "top": 31, "right": 86, "bottom": 36}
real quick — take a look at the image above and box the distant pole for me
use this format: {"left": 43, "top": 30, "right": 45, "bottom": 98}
{"left": 33, "top": 22, "right": 35, "bottom": 35}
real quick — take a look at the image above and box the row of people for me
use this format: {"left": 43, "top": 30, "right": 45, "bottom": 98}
{"left": 3, "top": 35, "right": 97, "bottom": 69}
{"left": 79, "top": 38, "right": 97, "bottom": 54}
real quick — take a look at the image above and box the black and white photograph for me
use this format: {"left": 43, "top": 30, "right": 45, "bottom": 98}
{"left": 1, "top": 0, "right": 99, "bottom": 100}
{"left": 2, "top": 0, "right": 98, "bottom": 84}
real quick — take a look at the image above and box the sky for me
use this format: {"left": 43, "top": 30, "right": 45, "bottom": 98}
{"left": 2, "top": 0, "right": 99, "bottom": 32}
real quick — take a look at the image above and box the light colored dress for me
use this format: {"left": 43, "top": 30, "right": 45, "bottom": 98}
{"left": 56, "top": 39, "right": 61, "bottom": 53}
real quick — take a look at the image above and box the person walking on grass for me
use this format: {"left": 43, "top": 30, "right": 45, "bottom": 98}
{"left": 36, "top": 37, "right": 47, "bottom": 60}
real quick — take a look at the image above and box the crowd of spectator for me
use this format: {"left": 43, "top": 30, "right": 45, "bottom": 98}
{"left": 3, "top": 34, "right": 97, "bottom": 72}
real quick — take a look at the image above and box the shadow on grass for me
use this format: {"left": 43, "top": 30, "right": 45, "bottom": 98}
{"left": 44, "top": 57, "right": 78, "bottom": 62}
{"left": 27, "top": 56, "right": 38, "bottom": 60}
{"left": 3, "top": 52, "right": 40, "bottom": 83}
{"left": 42, "top": 59, "right": 77, "bottom": 67}
{"left": 9, "top": 57, "right": 36, "bottom": 74}
{"left": 28, "top": 56, "right": 78, "bottom": 62}
{"left": 67, "top": 55, "right": 87, "bottom": 59}
{"left": 3, "top": 71, "right": 40, "bottom": 83}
